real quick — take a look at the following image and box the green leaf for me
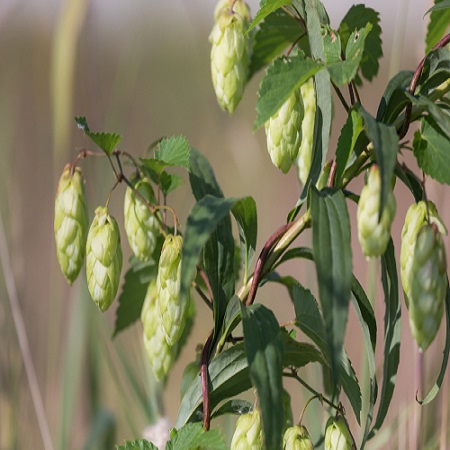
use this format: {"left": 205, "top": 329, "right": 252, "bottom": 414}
{"left": 113, "top": 255, "right": 160, "bottom": 337}
{"left": 116, "top": 440, "right": 157, "bottom": 450}
{"left": 419, "top": 48, "right": 450, "bottom": 95}
{"left": 394, "top": 164, "right": 424, "bottom": 203}
{"left": 75, "top": 116, "right": 121, "bottom": 156}
{"left": 310, "top": 188, "right": 352, "bottom": 391}
{"left": 155, "top": 136, "right": 190, "bottom": 171}
{"left": 254, "top": 54, "right": 324, "bottom": 129}
{"left": 175, "top": 343, "right": 252, "bottom": 427}
{"left": 425, "top": 1, "right": 450, "bottom": 52}
{"left": 376, "top": 70, "right": 413, "bottom": 124}
{"left": 180, "top": 362, "right": 200, "bottom": 400}
{"left": 340, "top": 351, "right": 362, "bottom": 425}
{"left": 369, "top": 240, "right": 401, "bottom": 438}
{"left": 241, "top": 304, "right": 284, "bottom": 450}
{"left": 413, "top": 116, "right": 450, "bottom": 184}
{"left": 418, "top": 281, "right": 450, "bottom": 404}
{"left": 281, "top": 332, "right": 325, "bottom": 367}
{"left": 160, "top": 173, "right": 184, "bottom": 196}
{"left": 211, "top": 400, "right": 253, "bottom": 418}
{"left": 325, "top": 25, "right": 373, "bottom": 87}
{"left": 231, "top": 197, "right": 257, "bottom": 284}
{"left": 168, "top": 423, "right": 226, "bottom": 450}
{"left": 189, "top": 147, "right": 224, "bottom": 199}
{"left": 249, "top": 9, "right": 304, "bottom": 77}
{"left": 357, "top": 105, "right": 399, "bottom": 216}
{"left": 218, "top": 296, "right": 242, "bottom": 350}
{"left": 338, "top": 5, "right": 383, "bottom": 82}
{"left": 248, "top": 0, "right": 293, "bottom": 33}
{"left": 335, "top": 107, "right": 366, "bottom": 186}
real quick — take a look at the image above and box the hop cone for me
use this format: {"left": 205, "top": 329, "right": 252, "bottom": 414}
{"left": 157, "top": 234, "right": 186, "bottom": 345}
{"left": 408, "top": 224, "right": 447, "bottom": 351}
{"left": 86, "top": 206, "right": 123, "bottom": 312}
{"left": 296, "top": 77, "right": 316, "bottom": 185}
{"left": 209, "top": 0, "right": 251, "bottom": 114}
{"left": 400, "top": 201, "right": 447, "bottom": 306}
{"left": 141, "top": 280, "right": 175, "bottom": 380}
{"left": 357, "top": 165, "right": 396, "bottom": 258}
{"left": 324, "top": 416, "right": 355, "bottom": 450}
{"left": 230, "top": 409, "right": 263, "bottom": 450}
{"left": 265, "top": 89, "right": 304, "bottom": 173}
{"left": 283, "top": 425, "right": 314, "bottom": 450}
{"left": 124, "top": 178, "right": 159, "bottom": 262}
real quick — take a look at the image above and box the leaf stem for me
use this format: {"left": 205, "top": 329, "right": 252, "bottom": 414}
{"left": 333, "top": 84, "right": 350, "bottom": 112}
{"left": 201, "top": 332, "right": 214, "bottom": 431}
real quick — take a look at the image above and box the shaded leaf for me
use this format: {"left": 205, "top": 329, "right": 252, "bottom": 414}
{"left": 211, "top": 400, "right": 253, "bottom": 419}
{"left": 340, "top": 351, "right": 362, "bottom": 425}
{"left": 394, "top": 164, "right": 424, "bottom": 203}
{"left": 248, "top": 0, "right": 293, "bottom": 33}
{"left": 116, "top": 440, "right": 157, "bottom": 450}
{"left": 425, "top": 1, "right": 450, "bottom": 52}
{"left": 281, "top": 331, "right": 325, "bottom": 367}
{"left": 168, "top": 423, "right": 226, "bottom": 450}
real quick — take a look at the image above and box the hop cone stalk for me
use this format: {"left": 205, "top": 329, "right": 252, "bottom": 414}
{"left": 86, "top": 206, "right": 123, "bottom": 312}
{"left": 324, "top": 416, "right": 355, "bottom": 450}
{"left": 54, "top": 164, "right": 89, "bottom": 285}
{"left": 283, "top": 425, "right": 314, "bottom": 450}
{"left": 296, "top": 77, "right": 316, "bottom": 184}
{"left": 141, "top": 280, "right": 175, "bottom": 380}
{"left": 357, "top": 165, "right": 396, "bottom": 258}
{"left": 400, "top": 201, "right": 447, "bottom": 307}
{"left": 157, "top": 234, "right": 186, "bottom": 345}
{"left": 209, "top": 0, "right": 251, "bottom": 114}
{"left": 230, "top": 409, "right": 263, "bottom": 450}
{"left": 408, "top": 224, "right": 447, "bottom": 351}
{"left": 265, "top": 89, "right": 304, "bottom": 173}
{"left": 124, "top": 178, "right": 159, "bottom": 262}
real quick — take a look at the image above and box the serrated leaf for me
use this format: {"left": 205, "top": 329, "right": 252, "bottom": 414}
{"left": 254, "top": 54, "right": 324, "bottom": 129}
{"left": 231, "top": 197, "right": 257, "bottom": 284}
{"left": 281, "top": 332, "right": 325, "bottom": 367}
{"left": 425, "top": 1, "right": 450, "bottom": 52}
{"left": 211, "top": 399, "right": 253, "bottom": 419}
{"left": 155, "top": 136, "right": 190, "bottom": 171}
{"left": 426, "top": 0, "right": 450, "bottom": 14}
{"left": 418, "top": 281, "right": 450, "bottom": 404}
{"left": 113, "top": 255, "right": 160, "bottom": 337}
{"left": 357, "top": 105, "right": 399, "bottom": 216}
{"left": 340, "top": 351, "right": 362, "bottom": 425}
{"left": 335, "top": 107, "right": 366, "bottom": 186}
{"left": 369, "top": 240, "right": 401, "bottom": 438}
{"left": 413, "top": 116, "right": 450, "bottom": 184}
{"left": 241, "top": 304, "right": 284, "bottom": 450}
{"left": 338, "top": 5, "right": 383, "bottom": 82}
{"left": 249, "top": 9, "right": 304, "bottom": 77}
{"left": 116, "top": 440, "right": 157, "bottom": 450}
{"left": 168, "top": 423, "right": 226, "bottom": 450}
{"left": 248, "top": 0, "right": 293, "bottom": 33}
{"left": 310, "top": 187, "right": 352, "bottom": 391}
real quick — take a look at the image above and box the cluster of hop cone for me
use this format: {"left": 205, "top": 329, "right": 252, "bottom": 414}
{"left": 54, "top": 164, "right": 187, "bottom": 380}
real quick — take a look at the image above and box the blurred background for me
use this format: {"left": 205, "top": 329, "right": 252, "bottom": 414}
{"left": 1, "top": 0, "right": 449, "bottom": 449}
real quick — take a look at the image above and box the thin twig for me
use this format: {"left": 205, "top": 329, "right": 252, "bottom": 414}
{"left": 332, "top": 84, "right": 350, "bottom": 112}
{"left": 193, "top": 282, "right": 213, "bottom": 311}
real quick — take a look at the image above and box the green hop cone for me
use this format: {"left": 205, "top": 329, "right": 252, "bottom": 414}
{"left": 283, "top": 425, "right": 314, "bottom": 450}
{"left": 357, "top": 165, "right": 396, "bottom": 258}
{"left": 124, "top": 178, "right": 160, "bottom": 262}
{"left": 230, "top": 409, "right": 263, "bottom": 450}
{"left": 265, "top": 89, "right": 304, "bottom": 173}
{"left": 86, "top": 206, "right": 123, "bottom": 312}
{"left": 296, "top": 77, "right": 316, "bottom": 185}
{"left": 141, "top": 279, "right": 176, "bottom": 380}
{"left": 400, "top": 201, "right": 447, "bottom": 307}
{"left": 209, "top": 0, "right": 251, "bottom": 114}
{"left": 54, "top": 164, "right": 89, "bottom": 285}
{"left": 324, "top": 416, "right": 355, "bottom": 450}
{"left": 157, "top": 234, "right": 186, "bottom": 345}
{"left": 408, "top": 224, "right": 447, "bottom": 351}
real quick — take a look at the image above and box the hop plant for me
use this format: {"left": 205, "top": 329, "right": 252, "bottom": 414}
{"left": 54, "top": 164, "right": 89, "bottom": 285}
{"left": 324, "top": 416, "right": 355, "bottom": 450}
{"left": 408, "top": 224, "right": 447, "bottom": 351}
{"left": 296, "top": 77, "right": 316, "bottom": 184}
{"left": 265, "top": 88, "right": 304, "bottom": 173}
{"left": 400, "top": 201, "right": 447, "bottom": 306}
{"left": 230, "top": 409, "right": 263, "bottom": 450}
{"left": 209, "top": 0, "right": 251, "bottom": 114}
{"left": 86, "top": 206, "right": 123, "bottom": 312}
{"left": 124, "top": 177, "right": 160, "bottom": 262}
{"left": 157, "top": 234, "right": 186, "bottom": 345}
{"left": 357, "top": 165, "right": 396, "bottom": 258}
{"left": 141, "top": 279, "right": 176, "bottom": 380}
{"left": 283, "top": 425, "right": 314, "bottom": 450}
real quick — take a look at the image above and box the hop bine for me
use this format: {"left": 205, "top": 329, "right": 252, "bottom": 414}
{"left": 230, "top": 408, "right": 263, "bottom": 450}
{"left": 54, "top": 164, "right": 89, "bottom": 285}
{"left": 283, "top": 425, "right": 314, "bottom": 450}
{"left": 86, "top": 206, "right": 123, "bottom": 312}
{"left": 357, "top": 165, "right": 396, "bottom": 258}
{"left": 124, "top": 177, "right": 160, "bottom": 262}
{"left": 209, "top": 0, "right": 251, "bottom": 114}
